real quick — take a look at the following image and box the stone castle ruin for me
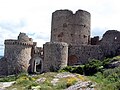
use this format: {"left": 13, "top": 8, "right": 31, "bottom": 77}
{"left": 0, "top": 9, "right": 120, "bottom": 75}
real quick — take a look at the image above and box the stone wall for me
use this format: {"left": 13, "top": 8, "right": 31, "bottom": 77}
{"left": 0, "top": 58, "right": 8, "bottom": 76}
{"left": 68, "top": 44, "right": 104, "bottom": 65}
{"left": 100, "top": 30, "right": 120, "bottom": 57}
{"left": 91, "top": 36, "right": 99, "bottom": 45}
{"left": 4, "top": 44, "right": 32, "bottom": 75}
{"left": 43, "top": 42, "right": 68, "bottom": 72}
{"left": 51, "top": 9, "right": 91, "bottom": 45}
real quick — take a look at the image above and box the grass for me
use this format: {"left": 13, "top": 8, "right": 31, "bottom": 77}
{"left": 0, "top": 75, "right": 17, "bottom": 82}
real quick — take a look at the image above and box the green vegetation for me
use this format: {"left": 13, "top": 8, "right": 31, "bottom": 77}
{"left": 0, "top": 75, "right": 17, "bottom": 82}
{"left": 60, "top": 56, "right": 120, "bottom": 90}
{"left": 3, "top": 72, "right": 85, "bottom": 90}
{"left": 89, "top": 66, "right": 120, "bottom": 90}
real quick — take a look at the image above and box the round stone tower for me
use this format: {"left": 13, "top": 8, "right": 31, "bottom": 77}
{"left": 51, "top": 9, "right": 91, "bottom": 45}
{"left": 74, "top": 10, "right": 91, "bottom": 44}
{"left": 51, "top": 10, "right": 73, "bottom": 44}
{"left": 4, "top": 33, "right": 33, "bottom": 75}
{"left": 43, "top": 42, "right": 68, "bottom": 72}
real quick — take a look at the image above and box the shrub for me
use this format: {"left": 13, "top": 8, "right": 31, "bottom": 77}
{"left": 84, "top": 59, "right": 103, "bottom": 76}
{"left": 59, "top": 66, "right": 73, "bottom": 72}
{"left": 71, "top": 65, "right": 84, "bottom": 74}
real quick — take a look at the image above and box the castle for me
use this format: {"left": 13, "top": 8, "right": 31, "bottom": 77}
{"left": 0, "top": 9, "right": 120, "bottom": 76}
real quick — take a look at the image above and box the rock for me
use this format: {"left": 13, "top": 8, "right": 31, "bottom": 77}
{"left": 51, "top": 78, "right": 59, "bottom": 86}
{"left": 31, "top": 86, "right": 41, "bottom": 90}
{"left": 36, "top": 77, "right": 46, "bottom": 83}
{"left": 0, "top": 81, "right": 15, "bottom": 89}
{"left": 107, "top": 61, "right": 120, "bottom": 68}
{"left": 55, "top": 72, "right": 76, "bottom": 78}
{"left": 65, "top": 81, "right": 96, "bottom": 90}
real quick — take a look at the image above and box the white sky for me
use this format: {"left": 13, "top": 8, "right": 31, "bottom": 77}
{"left": 0, "top": 0, "right": 120, "bottom": 55}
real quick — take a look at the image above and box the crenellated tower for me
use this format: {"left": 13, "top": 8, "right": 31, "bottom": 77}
{"left": 4, "top": 32, "right": 34, "bottom": 75}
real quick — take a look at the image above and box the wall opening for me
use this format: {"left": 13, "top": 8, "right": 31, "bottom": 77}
{"left": 34, "top": 57, "right": 43, "bottom": 73}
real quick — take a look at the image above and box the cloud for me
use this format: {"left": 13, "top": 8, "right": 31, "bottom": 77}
{"left": 27, "top": 32, "right": 50, "bottom": 46}
{"left": 0, "top": 19, "right": 26, "bottom": 32}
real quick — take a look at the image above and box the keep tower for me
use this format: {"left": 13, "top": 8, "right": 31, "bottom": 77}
{"left": 51, "top": 9, "right": 91, "bottom": 45}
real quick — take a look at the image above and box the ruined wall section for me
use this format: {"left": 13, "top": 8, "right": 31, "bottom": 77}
{"left": 91, "top": 36, "right": 99, "bottom": 45}
{"left": 51, "top": 9, "right": 91, "bottom": 45}
{"left": 43, "top": 42, "right": 68, "bottom": 72}
{"left": 100, "top": 30, "right": 120, "bottom": 57}
{"left": 68, "top": 45, "right": 104, "bottom": 65}
{"left": 4, "top": 33, "right": 33, "bottom": 75}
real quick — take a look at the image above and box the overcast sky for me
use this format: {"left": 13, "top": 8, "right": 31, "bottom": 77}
{"left": 0, "top": 0, "right": 120, "bottom": 55}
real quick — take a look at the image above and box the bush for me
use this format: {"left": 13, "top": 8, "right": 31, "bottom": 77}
{"left": 71, "top": 65, "right": 84, "bottom": 74}
{"left": 59, "top": 66, "right": 73, "bottom": 73}
{"left": 84, "top": 59, "right": 103, "bottom": 76}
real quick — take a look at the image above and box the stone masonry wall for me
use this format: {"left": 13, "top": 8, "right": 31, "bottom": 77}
{"left": 3, "top": 33, "right": 34, "bottom": 75}
{"left": 68, "top": 45, "right": 104, "bottom": 65}
{"left": 43, "top": 42, "right": 68, "bottom": 72}
{"left": 51, "top": 9, "right": 91, "bottom": 45}
{"left": 0, "top": 58, "right": 8, "bottom": 76}
{"left": 100, "top": 30, "right": 120, "bottom": 57}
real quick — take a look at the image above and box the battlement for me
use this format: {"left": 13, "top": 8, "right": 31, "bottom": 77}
{"left": 4, "top": 39, "right": 33, "bottom": 46}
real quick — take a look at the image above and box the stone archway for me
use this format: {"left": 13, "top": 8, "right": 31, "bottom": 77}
{"left": 34, "top": 57, "right": 43, "bottom": 73}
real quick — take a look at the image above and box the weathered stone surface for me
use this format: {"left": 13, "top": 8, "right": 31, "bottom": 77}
{"left": 106, "top": 61, "right": 120, "bottom": 68}
{"left": 65, "top": 81, "right": 96, "bottom": 90}
{"left": 0, "top": 81, "right": 15, "bottom": 89}
{"left": 0, "top": 58, "right": 8, "bottom": 75}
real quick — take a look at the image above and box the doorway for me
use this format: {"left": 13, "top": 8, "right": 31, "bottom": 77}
{"left": 34, "top": 57, "right": 43, "bottom": 73}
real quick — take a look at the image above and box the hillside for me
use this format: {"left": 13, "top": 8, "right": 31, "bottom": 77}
{"left": 0, "top": 56, "right": 120, "bottom": 90}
